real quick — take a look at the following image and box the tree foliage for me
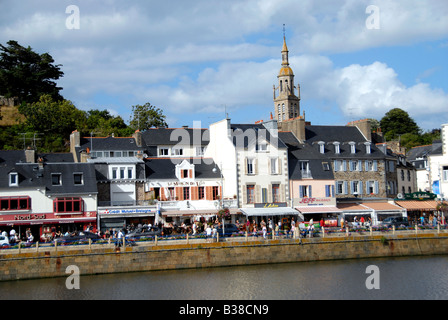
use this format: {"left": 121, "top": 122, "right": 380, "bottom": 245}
{"left": 129, "top": 103, "right": 168, "bottom": 131}
{"left": 379, "top": 108, "right": 420, "bottom": 141}
{"left": 0, "top": 40, "right": 64, "bottom": 104}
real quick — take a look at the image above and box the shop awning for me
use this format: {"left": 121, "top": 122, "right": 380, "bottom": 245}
{"left": 337, "top": 203, "right": 371, "bottom": 213}
{"left": 1, "top": 217, "right": 97, "bottom": 226}
{"left": 240, "top": 207, "right": 299, "bottom": 217}
{"left": 296, "top": 206, "right": 342, "bottom": 214}
{"left": 161, "top": 208, "right": 240, "bottom": 217}
{"left": 395, "top": 200, "right": 438, "bottom": 211}
{"left": 361, "top": 202, "right": 405, "bottom": 212}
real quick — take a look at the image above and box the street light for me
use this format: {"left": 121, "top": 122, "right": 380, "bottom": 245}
{"left": 212, "top": 165, "right": 224, "bottom": 237}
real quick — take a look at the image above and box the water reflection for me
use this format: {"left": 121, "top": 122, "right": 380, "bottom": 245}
{"left": 1, "top": 255, "right": 448, "bottom": 300}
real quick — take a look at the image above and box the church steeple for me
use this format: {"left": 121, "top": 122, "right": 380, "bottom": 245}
{"left": 273, "top": 28, "right": 300, "bottom": 123}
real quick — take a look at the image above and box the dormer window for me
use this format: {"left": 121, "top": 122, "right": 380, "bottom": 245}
{"left": 9, "top": 172, "right": 18, "bottom": 187}
{"left": 364, "top": 142, "right": 371, "bottom": 154}
{"left": 349, "top": 141, "right": 356, "bottom": 154}
{"left": 318, "top": 141, "right": 325, "bottom": 154}
{"left": 333, "top": 142, "right": 340, "bottom": 154}
{"left": 52, "top": 173, "right": 62, "bottom": 186}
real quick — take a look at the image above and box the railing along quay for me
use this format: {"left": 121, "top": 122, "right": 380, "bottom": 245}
{"left": 2, "top": 224, "right": 448, "bottom": 254}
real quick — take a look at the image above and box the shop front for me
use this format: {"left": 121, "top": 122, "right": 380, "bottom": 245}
{"left": 240, "top": 203, "right": 300, "bottom": 230}
{"left": 0, "top": 211, "right": 97, "bottom": 243}
{"left": 395, "top": 200, "right": 439, "bottom": 224}
{"left": 98, "top": 206, "right": 158, "bottom": 231}
{"left": 337, "top": 201, "right": 406, "bottom": 226}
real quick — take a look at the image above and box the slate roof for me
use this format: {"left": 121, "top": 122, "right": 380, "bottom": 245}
{"left": 145, "top": 158, "right": 221, "bottom": 180}
{"left": 77, "top": 136, "right": 143, "bottom": 151}
{"left": 304, "top": 125, "right": 385, "bottom": 159}
{"left": 1, "top": 161, "right": 97, "bottom": 195}
{"left": 278, "top": 131, "right": 334, "bottom": 180}
{"left": 141, "top": 128, "right": 210, "bottom": 146}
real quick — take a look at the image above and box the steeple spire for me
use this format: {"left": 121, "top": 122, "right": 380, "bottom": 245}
{"left": 281, "top": 24, "right": 289, "bottom": 66}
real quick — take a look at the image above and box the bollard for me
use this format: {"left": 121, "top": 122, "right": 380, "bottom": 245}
{"left": 438, "top": 223, "right": 440, "bottom": 234}
{"left": 415, "top": 224, "right": 418, "bottom": 234}
{"left": 245, "top": 231, "right": 248, "bottom": 242}
{"left": 322, "top": 226, "right": 325, "bottom": 238}
{"left": 123, "top": 237, "right": 125, "bottom": 248}
{"left": 186, "top": 233, "right": 189, "bottom": 244}
{"left": 370, "top": 226, "right": 372, "bottom": 236}
{"left": 155, "top": 235, "right": 158, "bottom": 246}
{"left": 216, "top": 233, "right": 219, "bottom": 243}
{"left": 36, "top": 241, "right": 39, "bottom": 252}
{"left": 89, "top": 238, "right": 92, "bottom": 251}
{"left": 393, "top": 225, "right": 395, "bottom": 235}
{"left": 54, "top": 239, "right": 57, "bottom": 252}
{"left": 346, "top": 227, "right": 349, "bottom": 237}
{"left": 18, "top": 241, "right": 22, "bottom": 254}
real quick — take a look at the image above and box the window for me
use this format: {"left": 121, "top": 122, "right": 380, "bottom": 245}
{"left": 407, "top": 170, "right": 411, "bottom": 182}
{"left": 247, "top": 158, "right": 255, "bottom": 175}
{"left": 120, "top": 167, "right": 125, "bottom": 179}
{"left": 349, "top": 142, "right": 356, "bottom": 154}
{"left": 196, "top": 146, "right": 205, "bottom": 156}
{"left": 318, "top": 141, "right": 325, "bottom": 154}
{"left": 52, "top": 173, "right": 62, "bottom": 186}
{"left": 0, "top": 196, "right": 31, "bottom": 211}
{"left": 366, "top": 181, "right": 378, "bottom": 194}
{"left": 336, "top": 181, "right": 347, "bottom": 195}
{"left": 212, "top": 186, "right": 220, "bottom": 200}
{"left": 182, "top": 169, "right": 189, "bottom": 178}
{"left": 365, "top": 142, "right": 371, "bottom": 154}
{"left": 270, "top": 158, "right": 279, "bottom": 174}
{"left": 198, "top": 187, "right": 205, "bottom": 200}
{"left": 334, "top": 142, "right": 340, "bottom": 154}
{"left": 73, "top": 173, "right": 83, "bottom": 185}
{"left": 183, "top": 187, "right": 190, "bottom": 200}
{"left": 246, "top": 185, "right": 255, "bottom": 204}
{"left": 299, "top": 185, "right": 312, "bottom": 198}
{"left": 53, "top": 197, "right": 83, "bottom": 214}
{"left": 325, "top": 185, "right": 335, "bottom": 197}
{"left": 112, "top": 168, "right": 117, "bottom": 179}
{"left": 334, "top": 160, "right": 347, "bottom": 172}
{"left": 159, "top": 148, "right": 169, "bottom": 156}
{"left": 257, "top": 143, "right": 268, "bottom": 152}
{"left": 351, "top": 181, "right": 362, "bottom": 195}
{"left": 365, "top": 160, "right": 377, "bottom": 171}
{"left": 272, "top": 184, "right": 280, "bottom": 202}
{"left": 9, "top": 172, "right": 18, "bottom": 186}
{"left": 172, "top": 148, "right": 183, "bottom": 156}
{"left": 443, "top": 166, "right": 448, "bottom": 182}
{"left": 401, "top": 170, "right": 405, "bottom": 181}
{"left": 322, "top": 162, "right": 330, "bottom": 171}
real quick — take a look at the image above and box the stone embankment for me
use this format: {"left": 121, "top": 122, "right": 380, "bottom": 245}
{"left": 1, "top": 230, "right": 448, "bottom": 281}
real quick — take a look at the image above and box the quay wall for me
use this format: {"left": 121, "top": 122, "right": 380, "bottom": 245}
{"left": 1, "top": 233, "right": 448, "bottom": 281}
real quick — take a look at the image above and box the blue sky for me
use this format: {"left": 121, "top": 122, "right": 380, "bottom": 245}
{"left": 1, "top": 0, "right": 447, "bottom": 131}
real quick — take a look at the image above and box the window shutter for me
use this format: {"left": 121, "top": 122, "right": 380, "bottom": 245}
{"left": 331, "top": 185, "right": 335, "bottom": 197}
{"left": 242, "top": 185, "right": 247, "bottom": 204}
{"left": 373, "top": 160, "right": 378, "bottom": 171}
{"left": 280, "top": 184, "right": 285, "bottom": 202}
{"left": 299, "top": 186, "right": 303, "bottom": 198}
{"left": 309, "top": 185, "right": 312, "bottom": 198}
{"left": 359, "top": 181, "right": 363, "bottom": 195}
{"left": 176, "top": 187, "right": 183, "bottom": 200}
{"left": 343, "top": 181, "right": 348, "bottom": 194}
{"left": 342, "top": 160, "right": 347, "bottom": 171}
{"left": 191, "top": 187, "right": 198, "bottom": 200}
{"left": 255, "top": 185, "right": 261, "bottom": 203}
{"left": 374, "top": 181, "right": 379, "bottom": 194}
{"left": 334, "top": 160, "right": 339, "bottom": 172}
{"left": 358, "top": 160, "right": 362, "bottom": 171}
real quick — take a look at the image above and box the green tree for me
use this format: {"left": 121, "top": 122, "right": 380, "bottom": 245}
{"left": 0, "top": 40, "right": 64, "bottom": 104}
{"left": 379, "top": 108, "right": 420, "bottom": 141}
{"left": 18, "top": 95, "right": 85, "bottom": 151}
{"left": 129, "top": 103, "right": 168, "bottom": 131}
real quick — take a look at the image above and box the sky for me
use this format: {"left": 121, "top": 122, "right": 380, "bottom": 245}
{"left": 1, "top": 0, "right": 447, "bottom": 132}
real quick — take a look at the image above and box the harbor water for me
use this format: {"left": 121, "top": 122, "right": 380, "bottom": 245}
{"left": 1, "top": 255, "right": 448, "bottom": 300}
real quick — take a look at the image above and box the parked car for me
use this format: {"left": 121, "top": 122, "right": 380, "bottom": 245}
{"left": 0, "top": 235, "right": 10, "bottom": 248}
{"left": 380, "top": 216, "right": 409, "bottom": 228}
{"left": 216, "top": 223, "right": 239, "bottom": 236}
{"left": 55, "top": 231, "right": 101, "bottom": 245}
{"left": 125, "top": 226, "right": 162, "bottom": 239}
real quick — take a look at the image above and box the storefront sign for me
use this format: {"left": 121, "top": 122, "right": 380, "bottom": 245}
{"left": 254, "top": 202, "right": 287, "bottom": 208}
{"left": 100, "top": 208, "right": 155, "bottom": 215}
{"left": 404, "top": 192, "right": 437, "bottom": 201}
{"left": 14, "top": 214, "right": 46, "bottom": 221}
{"left": 298, "top": 197, "right": 333, "bottom": 205}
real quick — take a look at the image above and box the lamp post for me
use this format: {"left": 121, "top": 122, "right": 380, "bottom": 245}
{"left": 213, "top": 165, "right": 224, "bottom": 237}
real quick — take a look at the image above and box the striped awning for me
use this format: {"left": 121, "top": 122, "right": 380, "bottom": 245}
{"left": 296, "top": 206, "right": 342, "bottom": 214}
{"left": 240, "top": 207, "right": 299, "bottom": 217}
{"left": 395, "top": 200, "right": 438, "bottom": 211}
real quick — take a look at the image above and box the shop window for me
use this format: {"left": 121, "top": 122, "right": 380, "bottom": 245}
{"left": 53, "top": 197, "right": 83, "bottom": 214}
{"left": 0, "top": 196, "right": 31, "bottom": 211}
{"left": 212, "top": 186, "right": 220, "bottom": 200}
{"left": 183, "top": 187, "right": 190, "bottom": 200}
{"left": 198, "top": 187, "right": 205, "bottom": 200}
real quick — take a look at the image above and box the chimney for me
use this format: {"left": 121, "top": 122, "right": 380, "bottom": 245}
{"left": 25, "top": 147, "right": 36, "bottom": 163}
{"left": 349, "top": 119, "right": 372, "bottom": 142}
{"left": 132, "top": 130, "right": 143, "bottom": 147}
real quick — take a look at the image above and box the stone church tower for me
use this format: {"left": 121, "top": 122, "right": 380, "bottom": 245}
{"left": 273, "top": 35, "right": 301, "bottom": 123}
